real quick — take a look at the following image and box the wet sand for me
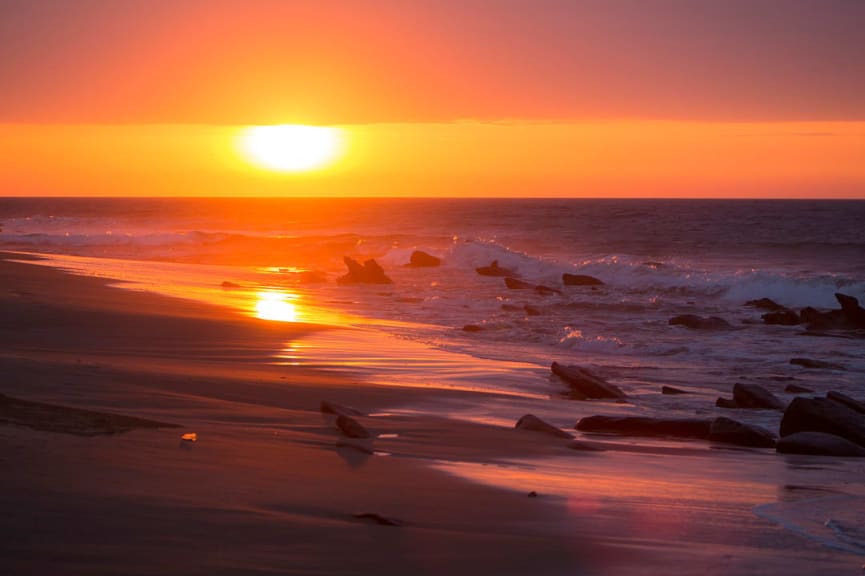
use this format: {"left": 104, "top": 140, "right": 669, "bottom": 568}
{"left": 0, "top": 253, "right": 861, "bottom": 575}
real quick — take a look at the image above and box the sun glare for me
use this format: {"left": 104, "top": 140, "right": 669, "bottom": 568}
{"left": 239, "top": 124, "right": 343, "bottom": 172}
{"left": 255, "top": 291, "right": 297, "bottom": 322}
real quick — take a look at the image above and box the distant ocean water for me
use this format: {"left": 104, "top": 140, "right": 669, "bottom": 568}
{"left": 2, "top": 197, "right": 864, "bottom": 428}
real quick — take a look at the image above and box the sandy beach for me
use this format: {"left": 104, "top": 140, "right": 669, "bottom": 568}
{"left": 1, "top": 252, "right": 863, "bottom": 575}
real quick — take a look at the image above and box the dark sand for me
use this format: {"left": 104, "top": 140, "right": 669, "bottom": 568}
{"left": 1, "top": 253, "right": 862, "bottom": 575}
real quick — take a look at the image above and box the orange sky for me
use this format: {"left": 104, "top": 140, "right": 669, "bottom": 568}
{"left": 1, "top": 0, "right": 863, "bottom": 198}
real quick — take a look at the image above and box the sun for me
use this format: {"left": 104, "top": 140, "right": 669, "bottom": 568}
{"left": 239, "top": 124, "right": 343, "bottom": 172}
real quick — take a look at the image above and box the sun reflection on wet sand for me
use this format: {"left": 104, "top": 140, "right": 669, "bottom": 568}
{"left": 254, "top": 291, "right": 298, "bottom": 322}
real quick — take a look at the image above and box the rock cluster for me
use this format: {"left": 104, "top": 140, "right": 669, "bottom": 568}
{"left": 574, "top": 414, "right": 775, "bottom": 448}
{"left": 755, "top": 292, "right": 865, "bottom": 331}
{"left": 336, "top": 257, "right": 392, "bottom": 285}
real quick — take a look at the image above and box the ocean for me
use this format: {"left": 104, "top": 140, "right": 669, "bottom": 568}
{"left": 3, "top": 197, "right": 865, "bottom": 555}
{"left": 1, "top": 197, "right": 863, "bottom": 427}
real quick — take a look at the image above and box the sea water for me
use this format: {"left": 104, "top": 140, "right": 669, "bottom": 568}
{"left": 2, "top": 197, "right": 865, "bottom": 554}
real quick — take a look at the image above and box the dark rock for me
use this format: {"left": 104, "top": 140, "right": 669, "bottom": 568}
{"left": 320, "top": 401, "right": 363, "bottom": 417}
{"left": 534, "top": 284, "right": 562, "bottom": 296}
{"left": 336, "top": 414, "right": 371, "bottom": 438}
{"left": 353, "top": 513, "right": 402, "bottom": 526}
{"left": 669, "top": 315, "right": 734, "bottom": 330}
{"left": 336, "top": 257, "right": 392, "bottom": 285}
{"left": 798, "top": 306, "right": 845, "bottom": 330}
{"left": 661, "top": 386, "right": 687, "bottom": 395}
{"left": 462, "top": 324, "right": 483, "bottom": 332}
{"left": 500, "top": 304, "right": 522, "bottom": 312}
{"left": 715, "top": 397, "right": 739, "bottom": 409}
{"left": 476, "top": 260, "right": 517, "bottom": 277}
{"left": 835, "top": 292, "right": 865, "bottom": 326}
{"left": 761, "top": 310, "right": 801, "bottom": 325}
{"left": 575, "top": 415, "right": 712, "bottom": 439}
{"left": 562, "top": 273, "right": 604, "bottom": 286}
{"left": 406, "top": 250, "right": 441, "bottom": 267}
{"left": 784, "top": 383, "right": 814, "bottom": 394}
{"left": 827, "top": 391, "right": 865, "bottom": 415}
{"left": 504, "top": 277, "right": 534, "bottom": 290}
{"left": 780, "top": 397, "right": 865, "bottom": 447}
{"left": 524, "top": 305, "right": 541, "bottom": 316}
{"left": 776, "top": 432, "right": 865, "bottom": 457}
{"left": 708, "top": 416, "right": 776, "bottom": 448}
{"left": 790, "top": 358, "right": 845, "bottom": 370}
{"left": 515, "top": 414, "right": 572, "bottom": 439}
{"left": 551, "top": 362, "right": 626, "bottom": 400}
{"left": 503, "top": 277, "right": 561, "bottom": 295}
{"left": 221, "top": 281, "right": 242, "bottom": 289}
{"left": 732, "top": 382, "right": 785, "bottom": 410}
{"left": 746, "top": 298, "right": 785, "bottom": 311}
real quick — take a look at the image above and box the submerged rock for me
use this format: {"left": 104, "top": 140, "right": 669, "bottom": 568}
{"left": 661, "top": 385, "right": 687, "bottom": 395}
{"left": 669, "top": 315, "right": 734, "bottom": 330}
{"left": 562, "top": 273, "right": 604, "bottom": 286}
{"left": 746, "top": 298, "right": 785, "bottom": 311}
{"left": 784, "top": 383, "right": 814, "bottom": 394}
{"left": 776, "top": 432, "right": 865, "bottom": 457}
{"left": 320, "top": 401, "right": 363, "bottom": 417}
{"left": 462, "top": 324, "right": 483, "bottom": 332}
{"left": 732, "top": 382, "right": 785, "bottom": 410}
{"left": 515, "top": 414, "right": 572, "bottom": 439}
{"left": 534, "top": 284, "right": 562, "bottom": 296}
{"left": 336, "top": 257, "right": 392, "bottom": 285}
{"left": 504, "top": 277, "right": 534, "bottom": 290}
{"left": 790, "top": 357, "right": 845, "bottom": 370}
{"left": 476, "top": 260, "right": 517, "bottom": 277}
{"left": 504, "top": 277, "right": 562, "bottom": 296}
{"left": 780, "top": 397, "right": 865, "bottom": 447}
{"left": 708, "top": 417, "right": 776, "bottom": 448}
{"left": 551, "top": 362, "right": 626, "bottom": 400}
{"left": 406, "top": 250, "right": 441, "bottom": 267}
{"left": 336, "top": 414, "right": 371, "bottom": 438}
{"left": 524, "top": 305, "right": 542, "bottom": 316}
{"left": 575, "top": 415, "right": 711, "bottom": 439}
{"left": 221, "top": 281, "right": 242, "bottom": 289}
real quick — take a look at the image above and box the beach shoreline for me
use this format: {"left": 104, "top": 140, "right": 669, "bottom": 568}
{"left": 1, "top": 252, "right": 862, "bottom": 575}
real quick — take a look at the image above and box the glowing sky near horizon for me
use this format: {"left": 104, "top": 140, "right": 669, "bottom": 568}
{"left": 0, "top": 0, "right": 863, "bottom": 197}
